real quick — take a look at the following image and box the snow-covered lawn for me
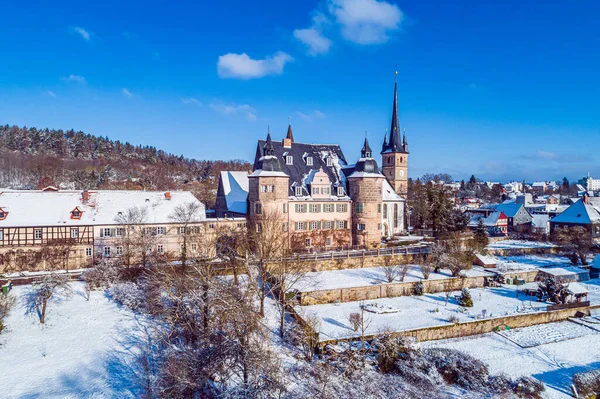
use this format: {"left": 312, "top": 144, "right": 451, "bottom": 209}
{"left": 294, "top": 265, "right": 493, "bottom": 293}
{"left": 496, "top": 321, "right": 596, "bottom": 348}
{"left": 0, "top": 282, "right": 142, "bottom": 399}
{"left": 487, "top": 240, "right": 556, "bottom": 250}
{"left": 422, "top": 326, "right": 600, "bottom": 399}
{"left": 296, "top": 286, "right": 548, "bottom": 342}
{"left": 495, "top": 255, "right": 578, "bottom": 273}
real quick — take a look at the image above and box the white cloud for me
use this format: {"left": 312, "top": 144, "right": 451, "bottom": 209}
{"left": 217, "top": 51, "right": 293, "bottom": 80}
{"left": 45, "top": 90, "right": 56, "bottom": 97}
{"left": 296, "top": 110, "right": 326, "bottom": 122}
{"left": 210, "top": 101, "right": 257, "bottom": 121}
{"left": 293, "top": 27, "right": 332, "bottom": 56}
{"left": 328, "top": 0, "right": 403, "bottom": 44}
{"left": 70, "top": 26, "right": 92, "bottom": 41}
{"left": 61, "top": 74, "right": 86, "bottom": 84}
{"left": 181, "top": 97, "right": 203, "bottom": 107}
{"left": 122, "top": 88, "right": 134, "bottom": 98}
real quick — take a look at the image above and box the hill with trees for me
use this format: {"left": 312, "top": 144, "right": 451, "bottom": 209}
{"left": 0, "top": 124, "right": 252, "bottom": 206}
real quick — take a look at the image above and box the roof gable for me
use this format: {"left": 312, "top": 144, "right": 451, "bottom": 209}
{"left": 551, "top": 199, "right": 600, "bottom": 225}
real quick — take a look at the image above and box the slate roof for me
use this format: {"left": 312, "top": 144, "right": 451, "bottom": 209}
{"left": 495, "top": 203, "right": 528, "bottom": 218}
{"left": 550, "top": 199, "right": 600, "bottom": 225}
{"left": 468, "top": 211, "right": 507, "bottom": 227}
{"left": 253, "top": 137, "right": 348, "bottom": 197}
{"left": 217, "top": 171, "right": 249, "bottom": 215}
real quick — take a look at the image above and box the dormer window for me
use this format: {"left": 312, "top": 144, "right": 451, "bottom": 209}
{"left": 295, "top": 186, "right": 303, "bottom": 196}
{"left": 306, "top": 157, "right": 313, "bottom": 166}
{"left": 286, "top": 156, "right": 293, "bottom": 165}
{"left": 365, "top": 150, "right": 372, "bottom": 158}
{"left": 0, "top": 208, "right": 7, "bottom": 220}
{"left": 337, "top": 187, "right": 345, "bottom": 196}
{"left": 70, "top": 207, "right": 83, "bottom": 220}
{"left": 326, "top": 157, "right": 333, "bottom": 167}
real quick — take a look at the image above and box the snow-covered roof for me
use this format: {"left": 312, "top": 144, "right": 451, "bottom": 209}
{"left": 382, "top": 179, "right": 403, "bottom": 202}
{"left": 531, "top": 214, "right": 549, "bottom": 228}
{"left": 219, "top": 171, "right": 249, "bottom": 215}
{"left": 495, "top": 203, "right": 526, "bottom": 218}
{"left": 0, "top": 190, "right": 205, "bottom": 227}
{"left": 550, "top": 199, "right": 600, "bottom": 225}
{"left": 475, "top": 254, "right": 497, "bottom": 265}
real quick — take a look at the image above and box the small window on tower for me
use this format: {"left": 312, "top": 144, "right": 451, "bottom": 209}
{"left": 295, "top": 186, "right": 303, "bottom": 197}
{"left": 286, "top": 156, "right": 293, "bottom": 165}
{"left": 306, "top": 157, "right": 313, "bottom": 166}
{"left": 326, "top": 157, "right": 333, "bottom": 167}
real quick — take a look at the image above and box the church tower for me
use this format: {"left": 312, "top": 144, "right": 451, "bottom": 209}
{"left": 381, "top": 72, "right": 409, "bottom": 198}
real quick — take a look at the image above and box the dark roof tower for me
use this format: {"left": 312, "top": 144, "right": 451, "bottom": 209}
{"left": 286, "top": 124, "right": 294, "bottom": 142}
{"left": 382, "top": 71, "right": 408, "bottom": 154}
{"left": 381, "top": 129, "right": 388, "bottom": 153}
{"left": 361, "top": 135, "right": 372, "bottom": 158}
{"left": 355, "top": 135, "right": 380, "bottom": 174}
{"left": 256, "top": 127, "right": 283, "bottom": 172}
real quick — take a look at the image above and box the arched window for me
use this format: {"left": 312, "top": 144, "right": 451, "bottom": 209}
{"left": 383, "top": 204, "right": 388, "bottom": 219}
{"left": 393, "top": 204, "right": 398, "bottom": 228}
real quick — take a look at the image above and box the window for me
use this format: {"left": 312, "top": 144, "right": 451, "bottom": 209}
{"left": 0, "top": 229, "right": 3, "bottom": 240}
{"left": 295, "top": 222, "right": 305, "bottom": 231}
{"left": 116, "top": 246, "right": 123, "bottom": 256}
{"left": 191, "top": 243, "right": 198, "bottom": 251}
{"left": 255, "top": 202, "right": 262, "bottom": 214}
{"left": 283, "top": 203, "right": 288, "bottom": 213}
{"left": 337, "top": 187, "right": 345, "bottom": 196}
{"left": 365, "top": 150, "right": 371, "bottom": 158}
{"left": 157, "top": 245, "right": 164, "bottom": 254}
{"left": 378, "top": 223, "right": 382, "bottom": 230}
{"left": 323, "top": 221, "right": 332, "bottom": 229}
{"left": 325, "top": 237, "right": 332, "bottom": 246}
{"left": 179, "top": 226, "right": 186, "bottom": 235}
{"left": 357, "top": 223, "right": 366, "bottom": 231}
{"left": 356, "top": 203, "right": 363, "bottom": 213}
{"left": 309, "top": 204, "right": 320, "bottom": 213}
{"left": 305, "top": 238, "right": 311, "bottom": 247}
{"left": 85, "top": 247, "right": 92, "bottom": 257}
{"left": 295, "top": 186, "right": 303, "bottom": 196}
{"left": 378, "top": 204, "right": 381, "bottom": 214}
{"left": 286, "top": 155, "right": 293, "bottom": 165}
{"left": 383, "top": 204, "right": 388, "bottom": 219}
{"left": 306, "top": 157, "right": 313, "bottom": 166}
{"left": 72, "top": 210, "right": 81, "bottom": 219}
{"left": 34, "top": 229, "right": 42, "bottom": 240}
{"left": 209, "top": 223, "right": 215, "bottom": 229}
{"left": 103, "top": 228, "right": 111, "bottom": 237}
{"left": 295, "top": 203, "right": 307, "bottom": 213}
{"left": 71, "top": 228, "right": 79, "bottom": 239}
{"left": 0, "top": 209, "right": 6, "bottom": 220}
{"left": 310, "top": 221, "right": 319, "bottom": 230}
{"left": 312, "top": 187, "right": 320, "bottom": 195}
{"left": 337, "top": 220, "right": 347, "bottom": 229}
{"left": 116, "top": 228, "right": 125, "bottom": 237}
{"left": 260, "top": 185, "right": 267, "bottom": 193}
{"left": 282, "top": 223, "right": 288, "bottom": 232}
{"left": 267, "top": 185, "right": 274, "bottom": 192}
{"left": 104, "top": 247, "right": 111, "bottom": 257}
{"left": 326, "top": 157, "right": 333, "bottom": 167}
{"left": 394, "top": 204, "right": 399, "bottom": 228}
{"left": 145, "top": 227, "right": 156, "bottom": 236}
{"left": 157, "top": 226, "right": 166, "bottom": 235}
{"left": 336, "top": 203, "right": 348, "bottom": 213}
{"left": 323, "top": 204, "right": 333, "bottom": 212}
{"left": 322, "top": 187, "right": 330, "bottom": 195}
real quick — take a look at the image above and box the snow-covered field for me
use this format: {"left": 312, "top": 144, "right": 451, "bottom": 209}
{"left": 487, "top": 240, "right": 557, "bottom": 250}
{"left": 423, "top": 326, "right": 600, "bottom": 399}
{"left": 495, "top": 255, "right": 574, "bottom": 272}
{"left": 496, "top": 321, "right": 596, "bottom": 348}
{"left": 296, "top": 286, "right": 548, "bottom": 342}
{"left": 0, "top": 282, "right": 142, "bottom": 399}
{"left": 294, "top": 265, "right": 493, "bottom": 293}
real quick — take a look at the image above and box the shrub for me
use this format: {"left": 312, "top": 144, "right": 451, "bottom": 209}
{"left": 412, "top": 281, "right": 424, "bottom": 296}
{"left": 82, "top": 259, "right": 120, "bottom": 290}
{"left": 458, "top": 288, "right": 473, "bottom": 307}
{"left": 382, "top": 266, "right": 400, "bottom": 283}
{"left": 348, "top": 312, "right": 361, "bottom": 332}
{"left": 448, "top": 315, "right": 460, "bottom": 324}
{"left": 512, "top": 376, "right": 545, "bottom": 399}
{"left": 425, "top": 348, "right": 490, "bottom": 391}
{"left": 0, "top": 293, "right": 16, "bottom": 333}
{"left": 573, "top": 369, "right": 600, "bottom": 399}
{"left": 108, "top": 282, "right": 145, "bottom": 311}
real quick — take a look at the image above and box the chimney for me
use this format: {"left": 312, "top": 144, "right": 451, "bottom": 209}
{"left": 165, "top": 191, "right": 171, "bottom": 200}
{"left": 82, "top": 190, "right": 90, "bottom": 202}
{"left": 583, "top": 193, "right": 589, "bottom": 205}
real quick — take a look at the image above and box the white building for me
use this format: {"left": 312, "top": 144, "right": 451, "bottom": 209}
{"left": 580, "top": 173, "right": 600, "bottom": 192}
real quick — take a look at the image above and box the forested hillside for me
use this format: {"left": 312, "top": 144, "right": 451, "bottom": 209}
{"left": 0, "top": 125, "right": 252, "bottom": 206}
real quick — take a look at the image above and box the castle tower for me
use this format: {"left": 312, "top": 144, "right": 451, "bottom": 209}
{"left": 348, "top": 137, "right": 384, "bottom": 249}
{"left": 381, "top": 72, "right": 409, "bottom": 197}
{"left": 248, "top": 129, "right": 289, "bottom": 220}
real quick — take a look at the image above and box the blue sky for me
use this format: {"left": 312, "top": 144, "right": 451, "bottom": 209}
{"left": 1, "top": 0, "right": 599, "bottom": 182}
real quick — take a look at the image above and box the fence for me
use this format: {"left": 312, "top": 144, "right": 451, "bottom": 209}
{"left": 278, "top": 243, "right": 431, "bottom": 263}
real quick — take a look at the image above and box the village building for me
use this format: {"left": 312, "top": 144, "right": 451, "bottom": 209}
{"left": 468, "top": 211, "right": 508, "bottom": 236}
{"left": 549, "top": 195, "right": 600, "bottom": 238}
{"left": 494, "top": 203, "right": 533, "bottom": 231}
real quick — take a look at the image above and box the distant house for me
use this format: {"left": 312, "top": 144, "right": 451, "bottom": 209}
{"left": 468, "top": 211, "right": 508, "bottom": 236}
{"left": 549, "top": 195, "right": 600, "bottom": 238}
{"left": 215, "top": 171, "right": 250, "bottom": 218}
{"left": 531, "top": 214, "right": 550, "bottom": 235}
{"left": 532, "top": 181, "right": 547, "bottom": 193}
{"left": 494, "top": 203, "right": 533, "bottom": 231}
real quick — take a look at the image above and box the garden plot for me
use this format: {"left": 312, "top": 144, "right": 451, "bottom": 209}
{"left": 295, "top": 286, "right": 546, "bottom": 342}
{"left": 495, "top": 321, "right": 597, "bottom": 348}
{"left": 495, "top": 255, "right": 574, "bottom": 273}
{"left": 422, "top": 328, "right": 600, "bottom": 399}
{"left": 487, "top": 240, "right": 556, "bottom": 250}
{"left": 293, "top": 265, "right": 493, "bottom": 293}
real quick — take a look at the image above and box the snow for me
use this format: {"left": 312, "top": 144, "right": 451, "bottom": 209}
{"left": 494, "top": 255, "right": 572, "bottom": 273}
{"left": 487, "top": 240, "right": 556, "bottom": 250}
{"left": 550, "top": 199, "right": 600, "bottom": 224}
{"left": 539, "top": 267, "right": 589, "bottom": 277}
{"left": 382, "top": 179, "right": 403, "bottom": 201}
{"left": 295, "top": 286, "right": 547, "bottom": 342}
{"left": 347, "top": 171, "right": 385, "bottom": 178}
{"left": 293, "top": 265, "right": 493, "bottom": 293}
{"left": 0, "top": 189, "right": 205, "bottom": 227}
{"left": 422, "top": 325, "right": 600, "bottom": 399}
{"left": 249, "top": 170, "right": 288, "bottom": 177}
{"left": 0, "top": 282, "right": 142, "bottom": 398}
{"left": 495, "top": 321, "right": 596, "bottom": 348}
{"left": 219, "top": 171, "right": 249, "bottom": 214}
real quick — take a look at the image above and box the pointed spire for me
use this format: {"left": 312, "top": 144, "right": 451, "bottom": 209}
{"left": 264, "top": 127, "right": 275, "bottom": 156}
{"left": 382, "top": 128, "right": 388, "bottom": 152}
{"left": 361, "top": 134, "right": 372, "bottom": 158}
{"left": 286, "top": 116, "right": 294, "bottom": 142}
{"left": 388, "top": 70, "right": 402, "bottom": 152}
{"left": 403, "top": 127, "right": 407, "bottom": 147}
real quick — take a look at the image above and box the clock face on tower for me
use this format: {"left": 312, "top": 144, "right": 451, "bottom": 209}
{"left": 399, "top": 170, "right": 405, "bottom": 177}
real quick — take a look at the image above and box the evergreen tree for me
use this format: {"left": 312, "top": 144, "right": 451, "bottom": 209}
{"left": 473, "top": 219, "right": 489, "bottom": 251}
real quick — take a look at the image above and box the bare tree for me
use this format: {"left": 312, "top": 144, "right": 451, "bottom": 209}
{"left": 114, "top": 206, "right": 159, "bottom": 267}
{"left": 30, "top": 273, "right": 72, "bottom": 324}
{"left": 553, "top": 226, "right": 594, "bottom": 265}
{"left": 0, "top": 291, "right": 16, "bottom": 332}
{"left": 168, "top": 201, "right": 203, "bottom": 270}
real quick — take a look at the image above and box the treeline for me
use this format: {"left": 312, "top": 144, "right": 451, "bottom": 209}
{"left": 0, "top": 125, "right": 252, "bottom": 205}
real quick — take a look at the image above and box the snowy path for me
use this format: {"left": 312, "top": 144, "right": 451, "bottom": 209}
{"left": 0, "top": 282, "right": 143, "bottom": 399}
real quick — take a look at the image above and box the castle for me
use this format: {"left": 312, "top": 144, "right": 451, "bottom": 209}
{"left": 216, "top": 76, "right": 410, "bottom": 250}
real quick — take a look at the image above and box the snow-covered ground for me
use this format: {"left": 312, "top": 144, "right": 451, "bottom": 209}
{"left": 296, "top": 286, "right": 549, "bottom": 342}
{"left": 423, "top": 324, "right": 600, "bottom": 399}
{"left": 495, "top": 255, "right": 578, "bottom": 273}
{"left": 487, "top": 240, "right": 557, "bottom": 250}
{"left": 293, "top": 265, "right": 493, "bottom": 293}
{"left": 0, "top": 282, "right": 143, "bottom": 399}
